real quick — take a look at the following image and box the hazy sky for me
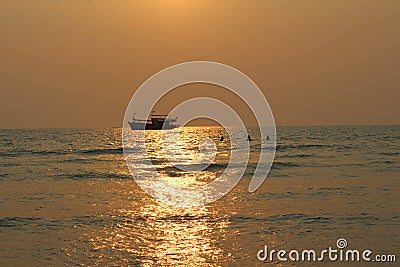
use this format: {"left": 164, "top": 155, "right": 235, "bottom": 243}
{"left": 1, "top": 0, "right": 399, "bottom": 128}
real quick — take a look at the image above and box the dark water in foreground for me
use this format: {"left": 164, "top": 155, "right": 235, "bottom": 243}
{"left": 0, "top": 126, "right": 399, "bottom": 266}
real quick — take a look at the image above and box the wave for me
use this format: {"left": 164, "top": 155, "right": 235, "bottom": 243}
{"left": 156, "top": 163, "right": 228, "bottom": 173}
{"left": 55, "top": 171, "right": 131, "bottom": 180}
{"left": 378, "top": 152, "right": 400, "bottom": 156}
{"left": 280, "top": 154, "right": 314, "bottom": 158}
{"left": 0, "top": 149, "right": 69, "bottom": 157}
{"left": 82, "top": 147, "right": 124, "bottom": 155}
{"left": 276, "top": 144, "right": 333, "bottom": 151}
{"left": 0, "top": 216, "right": 107, "bottom": 229}
{"left": 271, "top": 161, "right": 299, "bottom": 169}
{"left": 1, "top": 147, "right": 132, "bottom": 157}
{"left": 0, "top": 216, "right": 41, "bottom": 228}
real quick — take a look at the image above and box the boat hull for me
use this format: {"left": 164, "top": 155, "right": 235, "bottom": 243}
{"left": 128, "top": 121, "right": 178, "bottom": 130}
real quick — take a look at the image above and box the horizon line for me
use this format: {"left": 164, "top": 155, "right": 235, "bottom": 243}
{"left": 0, "top": 124, "right": 399, "bottom": 130}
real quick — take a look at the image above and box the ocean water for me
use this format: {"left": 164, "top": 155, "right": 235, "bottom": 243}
{"left": 0, "top": 126, "right": 399, "bottom": 266}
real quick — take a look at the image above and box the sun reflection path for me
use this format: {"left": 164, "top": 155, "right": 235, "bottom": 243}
{"left": 124, "top": 126, "right": 249, "bottom": 207}
{"left": 88, "top": 201, "right": 231, "bottom": 266}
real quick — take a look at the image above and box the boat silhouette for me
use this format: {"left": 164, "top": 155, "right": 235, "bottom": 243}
{"left": 128, "top": 113, "right": 179, "bottom": 130}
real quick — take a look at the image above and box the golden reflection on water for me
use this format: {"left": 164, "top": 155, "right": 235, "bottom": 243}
{"left": 87, "top": 201, "right": 231, "bottom": 266}
{"left": 144, "top": 127, "right": 230, "bottom": 188}
{"left": 138, "top": 204, "right": 229, "bottom": 266}
{"left": 81, "top": 127, "right": 250, "bottom": 265}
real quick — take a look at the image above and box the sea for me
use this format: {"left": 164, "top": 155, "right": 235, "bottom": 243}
{"left": 0, "top": 126, "right": 399, "bottom": 266}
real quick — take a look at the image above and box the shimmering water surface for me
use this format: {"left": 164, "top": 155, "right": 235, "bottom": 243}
{"left": 0, "top": 126, "right": 399, "bottom": 266}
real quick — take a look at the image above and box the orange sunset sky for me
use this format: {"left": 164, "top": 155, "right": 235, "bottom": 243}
{"left": 0, "top": 0, "right": 399, "bottom": 128}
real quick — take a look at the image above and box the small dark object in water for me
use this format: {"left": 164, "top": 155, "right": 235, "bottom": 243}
{"left": 247, "top": 135, "right": 252, "bottom": 141}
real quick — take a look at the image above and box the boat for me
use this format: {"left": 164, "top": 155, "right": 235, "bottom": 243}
{"left": 128, "top": 113, "right": 179, "bottom": 130}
